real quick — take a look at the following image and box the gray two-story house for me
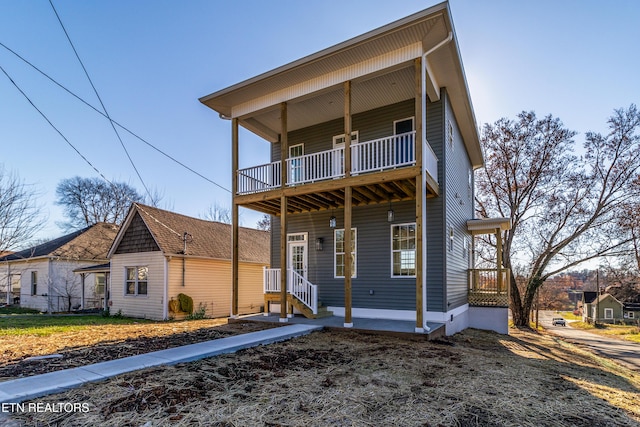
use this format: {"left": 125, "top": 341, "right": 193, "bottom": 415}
{"left": 200, "top": 2, "right": 509, "bottom": 335}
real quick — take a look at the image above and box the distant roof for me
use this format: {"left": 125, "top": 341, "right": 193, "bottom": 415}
{"left": 109, "top": 203, "right": 270, "bottom": 264}
{"left": 73, "top": 262, "right": 110, "bottom": 273}
{"left": 582, "top": 291, "right": 598, "bottom": 304}
{"left": 0, "top": 223, "right": 119, "bottom": 262}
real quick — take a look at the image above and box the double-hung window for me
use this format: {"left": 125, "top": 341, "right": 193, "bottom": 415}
{"left": 391, "top": 223, "right": 416, "bottom": 277}
{"left": 335, "top": 228, "right": 357, "bottom": 278}
{"left": 125, "top": 266, "right": 148, "bottom": 296}
{"left": 604, "top": 308, "right": 613, "bottom": 320}
{"left": 31, "top": 271, "right": 37, "bottom": 295}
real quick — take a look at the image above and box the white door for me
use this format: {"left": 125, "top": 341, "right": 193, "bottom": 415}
{"left": 288, "top": 241, "right": 307, "bottom": 280}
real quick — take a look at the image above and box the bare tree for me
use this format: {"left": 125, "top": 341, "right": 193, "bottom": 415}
{"left": 201, "top": 202, "right": 232, "bottom": 224}
{"left": 476, "top": 106, "right": 640, "bottom": 327}
{"left": 256, "top": 214, "right": 271, "bottom": 231}
{"left": 0, "top": 165, "right": 45, "bottom": 252}
{"left": 56, "top": 177, "right": 142, "bottom": 230}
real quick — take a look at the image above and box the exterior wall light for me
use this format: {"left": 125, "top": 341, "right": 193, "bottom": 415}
{"left": 330, "top": 216, "right": 337, "bottom": 228}
{"left": 316, "top": 237, "right": 324, "bottom": 251}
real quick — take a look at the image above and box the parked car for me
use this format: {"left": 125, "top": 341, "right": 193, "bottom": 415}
{"left": 552, "top": 317, "right": 566, "bottom": 326}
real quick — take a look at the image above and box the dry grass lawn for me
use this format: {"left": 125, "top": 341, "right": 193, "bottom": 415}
{"left": 5, "top": 325, "right": 640, "bottom": 427}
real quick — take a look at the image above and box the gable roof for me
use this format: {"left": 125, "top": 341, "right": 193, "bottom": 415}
{"left": 200, "top": 1, "right": 482, "bottom": 168}
{"left": 0, "top": 223, "right": 119, "bottom": 262}
{"left": 596, "top": 293, "right": 622, "bottom": 306}
{"left": 109, "top": 203, "right": 270, "bottom": 264}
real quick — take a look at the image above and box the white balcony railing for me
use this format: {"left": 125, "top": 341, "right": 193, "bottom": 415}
{"left": 286, "top": 147, "right": 344, "bottom": 185}
{"left": 263, "top": 267, "right": 281, "bottom": 293}
{"left": 351, "top": 131, "right": 415, "bottom": 174}
{"left": 237, "top": 161, "right": 281, "bottom": 195}
{"left": 237, "top": 132, "right": 439, "bottom": 194}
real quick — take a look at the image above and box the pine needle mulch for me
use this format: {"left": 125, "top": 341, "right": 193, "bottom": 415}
{"left": 6, "top": 327, "right": 640, "bottom": 427}
{"left": 0, "top": 319, "right": 278, "bottom": 381}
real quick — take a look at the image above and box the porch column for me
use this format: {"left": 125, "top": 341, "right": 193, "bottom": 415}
{"left": 496, "top": 227, "right": 503, "bottom": 293}
{"left": 80, "top": 273, "right": 86, "bottom": 310}
{"left": 279, "top": 102, "right": 289, "bottom": 322}
{"left": 231, "top": 118, "right": 239, "bottom": 317}
{"left": 343, "top": 81, "right": 353, "bottom": 328}
{"left": 414, "top": 56, "right": 424, "bottom": 332}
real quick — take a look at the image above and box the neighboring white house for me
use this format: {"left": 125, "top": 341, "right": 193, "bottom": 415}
{"left": 0, "top": 223, "right": 119, "bottom": 312}
{"left": 107, "top": 203, "right": 270, "bottom": 320}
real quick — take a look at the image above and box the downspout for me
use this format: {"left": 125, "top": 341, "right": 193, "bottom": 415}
{"left": 6, "top": 263, "right": 10, "bottom": 305}
{"left": 421, "top": 31, "right": 453, "bottom": 332}
{"left": 47, "top": 258, "right": 53, "bottom": 314}
{"left": 163, "top": 256, "right": 169, "bottom": 320}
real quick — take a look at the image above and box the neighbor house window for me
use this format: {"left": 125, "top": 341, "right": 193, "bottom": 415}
{"left": 125, "top": 267, "right": 148, "bottom": 296}
{"left": 31, "top": 271, "right": 37, "bottom": 295}
{"left": 335, "top": 228, "right": 356, "bottom": 278}
{"left": 392, "top": 223, "right": 416, "bottom": 277}
{"left": 95, "top": 273, "right": 106, "bottom": 295}
{"left": 628, "top": 311, "right": 635, "bottom": 319}
{"left": 604, "top": 308, "right": 613, "bottom": 319}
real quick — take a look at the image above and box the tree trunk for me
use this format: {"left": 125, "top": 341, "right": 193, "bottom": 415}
{"left": 511, "top": 275, "right": 544, "bottom": 327}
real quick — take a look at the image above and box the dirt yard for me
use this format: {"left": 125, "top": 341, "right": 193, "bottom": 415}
{"left": 0, "top": 318, "right": 277, "bottom": 381}
{"left": 4, "top": 326, "right": 640, "bottom": 427}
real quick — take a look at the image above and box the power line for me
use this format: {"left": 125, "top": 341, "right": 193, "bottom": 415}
{"left": 0, "top": 64, "right": 183, "bottom": 239}
{"left": 49, "top": 0, "right": 154, "bottom": 202}
{"left": 0, "top": 40, "right": 230, "bottom": 194}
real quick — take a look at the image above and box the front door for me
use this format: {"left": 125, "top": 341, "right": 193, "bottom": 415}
{"left": 288, "top": 241, "right": 307, "bottom": 280}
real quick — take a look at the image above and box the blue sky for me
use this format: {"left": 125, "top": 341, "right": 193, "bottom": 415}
{"left": 1, "top": 0, "right": 639, "bottom": 244}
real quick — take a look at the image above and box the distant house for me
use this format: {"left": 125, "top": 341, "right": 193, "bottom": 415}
{"left": 0, "top": 223, "right": 119, "bottom": 311}
{"left": 107, "top": 203, "right": 270, "bottom": 320}
{"left": 583, "top": 292, "right": 624, "bottom": 324}
{"left": 624, "top": 303, "right": 640, "bottom": 322}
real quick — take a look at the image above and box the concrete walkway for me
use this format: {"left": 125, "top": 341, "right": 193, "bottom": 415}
{"left": 0, "top": 323, "right": 322, "bottom": 404}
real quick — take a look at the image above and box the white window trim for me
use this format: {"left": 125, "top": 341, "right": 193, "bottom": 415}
{"left": 334, "top": 228, "right": 357, "bottom": 278}
{"left": 393, "top": 117, "right": 415, "bottom": 134}
{"left": 628, "top": 311, "right": 635, "bottom": 319}
{"left": 287, "top": 232, "right": 308, "bottom": 242}
{"left": 332, "top": 131, "right": 359, "bottom": 148}
{"left": 31, "top": 271, "right": 37, "bottom": 296}
{"left": 289, "top": 143, "right": 304, "bottom": 157}
{"left": 124, "top": 266, "right": 148, "bottom": 297}
{"left": 604, "top": 307, "right": 614, "bottom": 319}
{"left": 391, "top": 222, "right": 417, "bottom": 278}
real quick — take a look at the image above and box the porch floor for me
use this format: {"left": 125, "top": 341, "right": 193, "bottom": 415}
{"left": 232, "top": 313, "right": 446, "bottom": 339}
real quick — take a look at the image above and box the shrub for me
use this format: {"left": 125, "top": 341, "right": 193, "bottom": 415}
{"left": 178, "top": 293, "right": 194, "bottom": 314}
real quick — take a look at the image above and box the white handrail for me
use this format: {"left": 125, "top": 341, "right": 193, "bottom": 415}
{"left": 263, "top": 267, "right": 281, "bottom": 293}
{"left": 237, "top": 161, "right": 281, "bottom": 194}
{"left": 288, "top": 269, "right": 318, "bottom": 314}
{"left": 352, "top": 131, "right": 416, "bottom": 174}
{"left": 286, "top": 147, "right": 344, "bottom": 185}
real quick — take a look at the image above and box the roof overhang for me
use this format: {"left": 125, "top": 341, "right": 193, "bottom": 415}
{"left": 466, "top": 218, "right": 512, "bottom": 235}
{"left": 199, "top": 1, "right": 483, "bottom": 168}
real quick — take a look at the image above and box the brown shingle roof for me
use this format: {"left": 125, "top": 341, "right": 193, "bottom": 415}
{"left": 114, "top": 203, "right": 269, "bottom": 264}
{"left": 0, "top": 223, "right": 119, "bottom": 261}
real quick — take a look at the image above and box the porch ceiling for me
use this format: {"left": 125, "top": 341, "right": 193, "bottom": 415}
{"left": 239, "top": 65, "right": 416, "bottom": 139}
{"left": 238, "top": 172, "right": 438, "bottom": 216}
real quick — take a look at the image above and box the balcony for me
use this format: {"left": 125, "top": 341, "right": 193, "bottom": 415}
{"left": 237, "top": 131, "right": 438, "bottom": 195}
{"left": 468, "top": 268, "right": 510, "bottom": 307}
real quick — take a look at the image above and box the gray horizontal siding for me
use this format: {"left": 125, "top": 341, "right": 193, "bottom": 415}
{"left": 272, "top": 202, "right": 418, "bottom": 311}
{"left": 443, "top": 90, "right": 474, "bottom": 310}
{"left": 272, "top": 100, "right": 415, "bottom": 162}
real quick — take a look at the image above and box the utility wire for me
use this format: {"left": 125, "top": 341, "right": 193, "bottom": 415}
{"left": 49, "top": 0, "right": 154, "bottom": 202}
{"left": 0, "top": 41, "right": 230, "bottom": 193}
{"left": 0, "top": 64, "right": 183, "bottom": 239}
